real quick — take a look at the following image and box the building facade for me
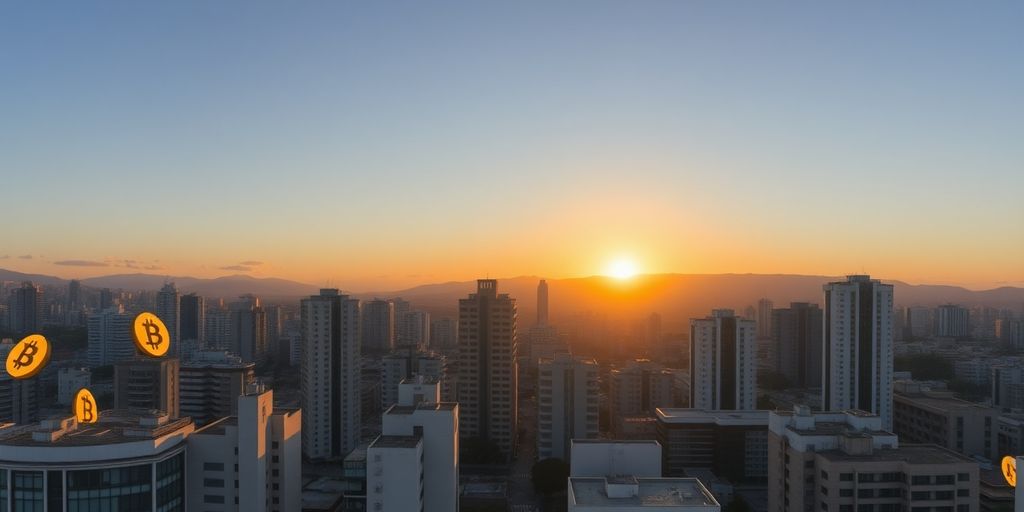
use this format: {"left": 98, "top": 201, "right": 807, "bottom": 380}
{"left": 656, "top": 409, "right": 769, "bottom": 484}
{"left": 538, "top": 354, "right": 599, "bottom": 461}
{"left": 301, "top": 289, "right": 362, "bottom": 460}
{"left": 690, "top": 309, "right": 757, "bottom": 410}
{"left": 822, "top": 275, "right": 895, "bottom": 430}
{"left": 456, "top": 279, "right": 518, "bottom": 462}
{"left": 772, "top": 302, "right": 823, "bottom": 388}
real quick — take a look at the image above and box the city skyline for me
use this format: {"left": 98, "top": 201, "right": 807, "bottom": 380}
{"left": 3, "top": 2, "right": 1023, "bottom": 290}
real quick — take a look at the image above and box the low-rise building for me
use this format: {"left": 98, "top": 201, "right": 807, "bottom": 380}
{"left": 656, "top": 409, "right": 769, "bottom": 483}
{"left": 570, "top": 440, "right": 663, "bottom": 477}
{"left": 768, "top": 407, "right": 980, "bottom": 512}
{"left": 893, "top": 380, "right": 997, "bottom": 461}
{"left": 568, "top": 476, "right": 720, "bottom": 512}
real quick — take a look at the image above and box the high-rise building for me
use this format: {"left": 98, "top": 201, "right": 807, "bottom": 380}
{"left": 537, "top": 279, "right": 549, "bottom": 326}
{"left": 772, "top": 302, "right": 823, "bottom": 388}
{"left": 905, "top": 306, "right": 932, "bottom": 339}
{"left": 757, "top": 298, "right": 774, "bottom": 339}
{"left": 114, "top": 358, "right": 181, "bottom": 418}
{"left": 264, "top": 304, "right": 283, "bottom": 360}
{"left": 935, "top": 304, "right": 971, "bottom": 338}
{"left": 230, "top": 295, "right": 267, "bottom": 363}
{"left": 66, "top": 279, "right": 82, "bottom": 325}
{"left": 768, "top": 407, "right": 979, "bottom": 512}
{"left": 609, "top": 359, "right": 675, "bottom": 436}
{"left": 0, "top": 339, "right": 39, "bottom": 424}
{"left": 430, "top": 317, "right": 458, "bottom": 351}
{"left": 180, "top": 350, "right": 255, "bottom": 426}
{"left": 366, "top": 380, "right": 459, "bottom": 512}
{"left": 456, "top": 279, "right": 518, "bottom": 462}
{"left": 361, "top": 299, "right": 394, "bottom": 354}
{"left": 301, "top": 289, "right": 362, "bottom": 460}
{"left": 396, "top": 310, "right": 430, "bottom": 349}
{"left": 690, "top": 309, "right": 757, "bottom": 410}
{"left": 822, "top": 275, "right": 894, "bottom": 430}
{"left": 156, "top": 282, "right": 181, "bottom": 356}
{"left": 0, "top": 412, "right": 192, "bottom": 511}
{"left": 538, "top": 353, "right": 599, "bottom": 461}
{"left": 8, "top": 281, "right": 43, "bottom": 334}
{"left": 205, "top": 305, "right": 233, "bottom": 352}
{"left": 180, "top": 293, "right": 206, "bottom": 344}
{"left": 997, "top": 318, "right": 1024, "bottom": 350}
{"left": 99, "top": 287, "right": 115, "bottom": 311}
{"left": 87, "top": 306, "right": 135, "bottom": 366}
{"left": 186, "top": 384, "right": 302, "bottom": 512}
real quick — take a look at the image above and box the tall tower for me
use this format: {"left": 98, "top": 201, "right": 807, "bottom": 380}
{"left": 690, "top": 309, "right": 757, "bottom": 410}
{"left": 757, "top": 298, "right": 774, "bottom": 339}
{"left": 822, "top": 275, "right": 894, "bottom": 429}
{"left": 179, "top": 293, "right": 206, "bottom": 345}
{"left": 301, "top": 289, "right": 361, "bottom": 460}
{"left": 9, "top": 281, "right": 43, "bottom": 334}
{"left": 230, "top": 295, "right": 267, "bottom": 364}
{"left": 457, "top": 279, "right": 518, "bottom": 462}
{"left": 537, "top": 279, "right": 549, "bottom": 326}
{"left": 361, "top": 299, "right": 394, "bottom": 354}
{"left": 772, "top": 302, "right": 823, "bottom": 388}
{"left": 156, "top": 283, "right": 181, "bottom": 355}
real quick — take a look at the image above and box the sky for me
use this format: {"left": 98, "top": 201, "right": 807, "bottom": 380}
{"left": 2, "top": 1, "right": 1022, "bottom": 291}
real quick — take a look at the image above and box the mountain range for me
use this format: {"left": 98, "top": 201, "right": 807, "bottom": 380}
{"left": 2, "top": 268, "right": 1022, "bottom": 329}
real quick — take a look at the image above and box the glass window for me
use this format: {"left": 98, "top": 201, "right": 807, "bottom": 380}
{"left": 67, "top": 465, "right": 152, "bottom": 512}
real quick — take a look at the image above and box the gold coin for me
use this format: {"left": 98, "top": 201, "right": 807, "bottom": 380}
{"left": 5, "top": 334, "right": 51, "bottom": 380}
{"left": 1002, "top": 455, "right": 1017, "bottom": 488}
{"left": 74, "top": 388, "right": 98, "bottom": 424}
{"left": 132, "top": 312, "right": 170, "bottom": 357}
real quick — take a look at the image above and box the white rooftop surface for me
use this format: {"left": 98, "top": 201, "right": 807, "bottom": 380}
{"left": 656, "top": 409, "right": 768, "bottom": 425}
{"left": 570, "top": 477, "right": 719, "bottom": 509}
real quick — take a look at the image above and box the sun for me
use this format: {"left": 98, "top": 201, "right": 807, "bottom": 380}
{"left": 606, "top": 259, "right": 639, "bottom": 280}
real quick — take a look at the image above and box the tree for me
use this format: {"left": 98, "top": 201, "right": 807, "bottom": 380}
{"left": 724, "top": 494, "right": 752, "bottom": 512}
{"left": 531, "top": 458, "right": 570, "bottom": 496}
{"left": 460, "top": 437, "right": 504, "bottom": 465}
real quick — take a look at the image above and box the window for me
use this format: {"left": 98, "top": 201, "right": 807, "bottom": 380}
{"left": 203, "top": 462, "right": 225, "bottom": 471}
{"left": 821, "top": 486, "right": 829, "bottom": 496}
{"left": 935, "top": 475, "right": 955, "bottom": 485}
{"left": 912, "top": 475, "right": 931, "bottom": 485}
{"left": 911, "top": 491, "right": 930, "bottom": 501}
{"left": 859, "top": 489, "right": 874, "bottom": 498}
{"left": 840, "top": 473, "right": 854, "bottom": 481}
{"left": 957, "top": 473, "right": 970, "bottom": 482}
{"left": 840, "top": 489, "right": 853, "bottom": 497}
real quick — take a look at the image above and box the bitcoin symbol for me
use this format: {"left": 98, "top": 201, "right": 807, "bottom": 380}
{"left": 12, "top": 339, "right": 37, "bottom": 370}
{"left": 5, "top": 334, "right": 50, "bottom": 379}
{"left": 132, "top": 312, "right": 169, "bottom": 357}
{"left": 143, "top": 319, "right": 163, "bottom": 350}
{"left": 81, "top": 396, "right": 94, "bottom": 422}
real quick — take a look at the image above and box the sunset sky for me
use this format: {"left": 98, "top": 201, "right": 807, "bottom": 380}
{"left": 3, "top": 2, "right": 1022, "bottom": 291}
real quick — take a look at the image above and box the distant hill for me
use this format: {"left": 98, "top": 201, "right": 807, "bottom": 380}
{"left": 78, "top": 274, "right": 317, "bottom": 299}
{"left": 3, "top": 269, "right": 1022, "bottom": 327}
{"left": 0, "top": 268, "right": 317, "bottom": 300}
{"left": 371, "top": 274, "right": 1024, "bottom": 330}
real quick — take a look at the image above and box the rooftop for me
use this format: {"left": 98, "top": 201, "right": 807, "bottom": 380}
{"left": 817, "top": 444, "right": 977, "bottom": 465}
{"left": 383, "top": 402, "right": 457, "bottom": 415}
{"left": 0, "top": 411, "right": 192, "bottom": 447}
{"left": 369, "top": 435, "right": 422, "bottom": 449}
{"left": 657, "top": 409, "right": 768, "bottom": 425}
{"left": 570, "top": 477, "right": 719, "bottom": 508}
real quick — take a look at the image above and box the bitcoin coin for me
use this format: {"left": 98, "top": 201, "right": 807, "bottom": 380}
{"left": 1003, "top": 455, "right": 1017, "bottom": 488}
{"left": 74, "top": 388, "right": 98, "bottom": 424}
{"left": 4, "top": 334, "right": 51, "bottom": 379}
{"left": 132, "top": 312, "right": 170, "bottom": 357}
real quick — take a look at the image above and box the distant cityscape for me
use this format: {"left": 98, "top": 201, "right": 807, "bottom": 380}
{"left": 1, "top": 271, "right": 1022, "bottom": 511}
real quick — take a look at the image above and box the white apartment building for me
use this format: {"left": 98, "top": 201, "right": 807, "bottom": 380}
{"left": 538, "top": 353, "right": 599, "bottom": 461}
{"left": 822, "top": 275, "right": 895, "bottom": 430}
{"left": 690, "top": 309, "right": 757, "bottom": 410}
